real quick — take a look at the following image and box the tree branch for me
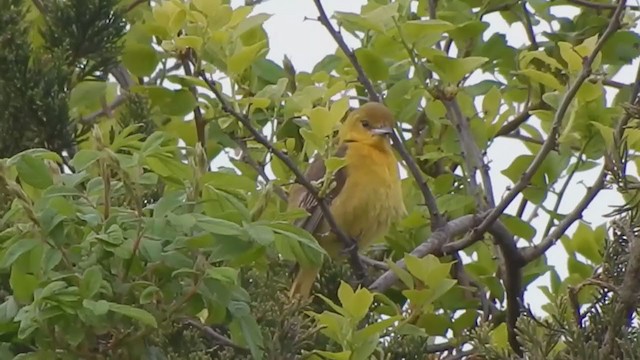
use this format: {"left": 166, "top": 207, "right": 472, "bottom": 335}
{"left": 369, "top": 212, "right": 489, "bottom": 293}
{"left": 495, "top": 101, "right": 542, "bottom": 137}
{"left": 391, "top": 132, "right": 445, "bottom": 229}
{"left": 453, "top": 0, "right": 626, "bottom": 254}
{"left": 566, "top": 0, "right": 640, "bottom": 11}
{"left": 312, "top": 0, "right": 380, "bottom": 102}
{"left": 200, "top": 73, "right": 367, "bottom": 282}
{"left": 233, "top": 137, "right": 288, "bottom": 202}
{"left": 181, "top": 318, "right": 249, "bottom": 353}
{"left": 442, "top": 98, "right": 495, "bottom": 208}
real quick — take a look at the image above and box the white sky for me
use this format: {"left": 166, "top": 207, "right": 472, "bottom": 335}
{"left": 221, "top": 0, "right": 640, "bottom": 314}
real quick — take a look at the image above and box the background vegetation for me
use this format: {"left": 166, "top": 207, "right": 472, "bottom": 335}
{"left": 1, "top": 0, "right": 640, "bottom": 359}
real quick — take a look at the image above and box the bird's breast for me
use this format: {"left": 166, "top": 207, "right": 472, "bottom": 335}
{"left": 326, "top": 144, "right": 405, "bottom": 252}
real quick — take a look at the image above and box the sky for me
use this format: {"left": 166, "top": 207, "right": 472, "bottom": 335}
{"left": 222, "top": 0, "right": 640, "bottom": 314}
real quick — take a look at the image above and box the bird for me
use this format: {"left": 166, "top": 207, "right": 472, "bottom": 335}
{"left": 287, "top": 101, "right": 406, "bottom": 299}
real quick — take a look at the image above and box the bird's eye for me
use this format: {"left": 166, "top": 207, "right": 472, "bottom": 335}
{"left": 361, "top": 119, "right": 370, "bottom": 128}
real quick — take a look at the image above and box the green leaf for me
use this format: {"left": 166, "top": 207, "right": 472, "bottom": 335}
{"left": 16, "top": 155, "right": 53, "bottom": 189}
{"left": 308, "top": 106, "right": 335, "bottom": 138}
{"left": 206, "top": 267, "right": 239, "bottom": 284}
{"left": 427, "top": 55, "right": 488, "bottom": 84}
{"left": 228, "top": 41, "right": 267, "bottom": 75}
{"left": 325, "top": 157, "right": 347, "bottom": 173}
{"left": 244, "top": 224, "right": 274, "bottom": 245}
{"left": 482, "top": 86, "right": 501, "bottom": 122}
{"left": 107, "top": 302, "right": 157, "bottom": 328}
{"left": 80, "top": 266, "right": 102, "bottom": 298}
{"left": 70, "top": 150, "right": 102, "bottom": 171}
{"left": 500, "top": 214, "right": 536, "bottom": 242}
{"left": 144, "top": 86, "right": 196, "bottom": 117}
{"left": 558, "top": 42, "right": 583, "bottom": 73}
{"left": 175, "top": 35, "right": 204, "bottom": 52}
{"left": 83, "top": 299, "right": 109, "bottom": 316}
{"left": 404, "top": 254, "right": 455, "bottom": 296}
{"left": 228, "top": 301, "right": 264, "bottom": 360}
{"left": 0, "top": 238, "right": 40, "bottom": 269}
{"left": 194, "top": 214, "right": 244, "bottom": 236}
{"left": 201, "top": 171, "right": 257, "bottom": 193}
{"left": 592, "top": 122, "right": 615, "bottom": 151}
{"left": 0, "top": 296, "right": 18, "bottom": 323}
{"left": 518, "top": 69, "right": 564, "bottom": 90}
{"left": 69, "top": 81, "right": 110, "bottom": 111}
{"left": 10, "top": 266, "right": 38, "bottom": 303}
{"left": 602, "top": 31, "right": 640, "bottom": 66}
{"left": 354, "top": 48, "right": 388, "bottom": 81}
{"left": 490, "top": 323, "right": 509, "bottom": 350}
{"left": 401, "top": 20, "right": 454, "bottom": 44}
{"left": 253, "top": 59, "right": 286, "bottom": 84}
{"left": 233, "top": 13, "right": 271, "bottom": 39}
{"left": 122, "top": 43, "right": 159, "bottom": 77}
{"left": 337, "top": 281, "right": 373, "bottom": 322}
{"left": 268, "top": 222, "right": 327, "bottom": 267}
{"left": 572, "top": 222, "right": 604, "bottom": 264}
{"left": 140, "top": 286, "right": 161, "bottom": 304}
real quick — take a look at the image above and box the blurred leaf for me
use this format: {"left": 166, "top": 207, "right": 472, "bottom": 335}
{"left": 337, "top": 281, "right": 373, "bottom": 322}
{"left": 427, "top": 56, "right": 488, "bottom": 84}
{"left": 228, "top": 41, "right": 267, "bottom": 75}
{"left": 122, "top": 43, "right": 159, "bottom": 77}
{"left": 108, "top": 303, "right": 157, "bottom": 328}
{"left": 354, "top": 48, "right": 388, "bottom": 81}
{"left": 228, "top": 301, "right": 264, "bottom": 360}
{"left": 16, "top": 155, "right": 53, "bottom": 189}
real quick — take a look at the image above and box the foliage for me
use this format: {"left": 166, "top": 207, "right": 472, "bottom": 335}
{"left": 2, "top": 0, "right": 640, "bottom": 358}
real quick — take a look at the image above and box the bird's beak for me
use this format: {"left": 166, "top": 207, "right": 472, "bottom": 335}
{"left": 369, "top": 127, "right": 393, "bottom": 136}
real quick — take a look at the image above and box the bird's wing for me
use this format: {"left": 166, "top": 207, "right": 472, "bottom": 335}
{"left": 288, "top": 144, "right": 349, "bottom": 235}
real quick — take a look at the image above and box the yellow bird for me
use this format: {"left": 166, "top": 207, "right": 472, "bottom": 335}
{"left": 288, "top": 102, "right": 406, "bottom": 299}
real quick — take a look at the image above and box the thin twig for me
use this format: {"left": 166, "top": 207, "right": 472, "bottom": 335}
{"left": 181, "top": 51, "right": 206, "bottom": 147}
{"left": 391, "top": 132, "right": 445, "bottom": 229}
{"left": 520, "top": 1, "right": 539, "bottom": 49}
{"left": 200, "top": 73, "right": 367, "bottom": 282}
{"left": 521, "top": 166, "right": 607, "bottom": 263}
{"left": 181, "top": 318, "right": 250, "bottom": 353}
{"left": 442, "top": 99, "right": 495, "bottom": 207}
{"left": 80, "top": 62, "right": 182, "bottom": 125}
{"left": 495, "top": 101, "right": 542, "bottom": 137}
{"left": 234, "top": 137, "right": 288, "bottom": 202}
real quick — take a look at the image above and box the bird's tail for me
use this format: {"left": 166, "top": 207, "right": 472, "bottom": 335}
{"left": 289, "top": 265, "right": 320, "bottom": 299}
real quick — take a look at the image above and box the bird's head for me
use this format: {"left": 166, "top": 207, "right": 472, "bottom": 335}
{"left": 338, "top": 102, "right": 395, "bottom": 149}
